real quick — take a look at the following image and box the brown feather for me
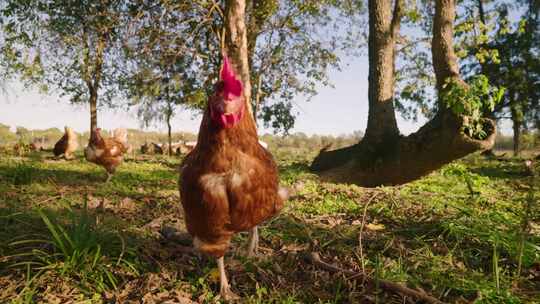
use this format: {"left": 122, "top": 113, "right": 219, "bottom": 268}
{"left": 85, "top": 129, "right": 127, "bottom": 174}
{"left": 53, "top": 127, "right": 78, "bottom": 158}
{"left": 179, "top": 98, "right": 284, "bottom": 258}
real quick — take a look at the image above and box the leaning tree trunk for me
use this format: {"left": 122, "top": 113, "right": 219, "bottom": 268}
{"left": 310, "top": 0, "right": 496, "bottom": 187}
{"left": 224, "top": 0, "right": 254, "bottom": 120}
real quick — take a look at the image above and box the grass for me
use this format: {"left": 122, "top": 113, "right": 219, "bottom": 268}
{"left": 0, "top": 149, "right": 539, "bottom": 303}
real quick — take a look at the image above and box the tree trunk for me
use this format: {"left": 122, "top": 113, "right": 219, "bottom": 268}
{"left": 310, "top": 0, "right": 496, "bottom": 187}
{"left": 363, "top": 0, "right": 401, "bottom": 148}
{"left": 224, "top": 0, "right": 254, "bottom": 120}
{"left": 83, "top": 29, "right": 106, "bottom": 132}
{"left": 164, "top": 73, "right": 173, "bottom": 157}
{"left": 511, "top": 104, "right": 522, "bottom": 157}
{"left": 167, "top": 107, "right": 173, "bottom": 157}
{"left": 245, "top": 0, "right": 269, "bottom": 116}
{"left": 89, "top": 87, "right": 98, "bottom": 131}
{"left": 477, "top": 0, "right": 486, "bottom": 25}
{"left": 480, "top": 112, "right": 496, "bottom": 157}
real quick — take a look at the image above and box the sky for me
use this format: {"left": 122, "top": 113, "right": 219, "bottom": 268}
{"left": 0, "top": 55, "right": 432, "bottom": 137}
{"left": 0, "top": 0, "right": 522, "bottom": 138}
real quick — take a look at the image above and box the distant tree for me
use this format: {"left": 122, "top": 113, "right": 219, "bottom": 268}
{"left": 120, "top": 1, "right": 205, "bottom": 156}
{"left": 15, "top": 126, "right": 31, "bottom": 142}
{"left": 0, "top": 0, "right": 131, "bottom": 131}
{"left": 0, "top": 123, "right": 16, "bottom": 144}
{"left": 458, "top": 0, "right": 539, "bottom": 156}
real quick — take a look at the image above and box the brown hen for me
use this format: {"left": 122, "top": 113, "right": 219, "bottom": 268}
{"left": 179, "top": 55, "right": 287, "bottom": 300}
{"left": 84, "top": 128, "right": 128, "bottom": 182}
{"left": 53, "top": 126, "right": 79, "bottom": 160}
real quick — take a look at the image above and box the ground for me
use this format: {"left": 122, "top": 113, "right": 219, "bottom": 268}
{"left": 0, "top": 150, "right": 539, "bottom": 303}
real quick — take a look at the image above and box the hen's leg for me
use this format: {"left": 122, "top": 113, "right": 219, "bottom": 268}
{"left": 105, "top": 172, "right": 113, "bottom": 183}
{"left": 217, "top": 256, "right": 239, "bottom": 300}
{"left": 246, "top": 226, "right": 259, "bottom": 257}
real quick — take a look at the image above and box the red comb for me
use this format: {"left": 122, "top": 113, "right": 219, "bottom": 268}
{"left": 220, "top": 55, "right": 243, "bottom": 99}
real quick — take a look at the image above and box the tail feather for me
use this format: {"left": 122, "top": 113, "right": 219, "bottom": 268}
{"left": 278, "top": 186, "right": 290, "bottom": 201}
{"left": 113, "top": 128, "right": 128, "bottom": 145}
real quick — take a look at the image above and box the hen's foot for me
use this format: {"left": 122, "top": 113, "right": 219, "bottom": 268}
{"left": 220, "top": 285, "right": 240, "bottom": 301}
{"left": 217, "top": 256, "right": 240, "bottom": 301}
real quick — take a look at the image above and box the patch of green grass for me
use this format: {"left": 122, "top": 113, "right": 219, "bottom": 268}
{"left": 0, "top": 151, "right": 539, "bottom": 303}
{"left": 6, "top": 204, "right": 141, "bottom": 295}
{"left": 1, "top": 161, "right": 34, "bottom": 185}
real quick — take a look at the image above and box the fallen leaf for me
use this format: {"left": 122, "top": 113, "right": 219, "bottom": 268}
{"left": 120, "top": 197, "right": 137, "bottom": 210}
{"left": 208, "top": 268, "right": 220, "bottom": 283}
{"left": 365, "top": 223, "right": 385, "bottom": 231}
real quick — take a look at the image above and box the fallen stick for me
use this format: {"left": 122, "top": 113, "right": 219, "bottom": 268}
{"left": 305, "top": 252, "right": 446, "bottom": 304}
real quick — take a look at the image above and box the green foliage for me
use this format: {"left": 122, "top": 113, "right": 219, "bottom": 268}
{"left": 259, "top": 102, "right": 295, "bottom": 135}
{"left": 0, "top": 124, "right": 17, "bottom": 144}
{"left": 0, "top": 0, "right": 127, "bottom": 107}
{"left": 441, "top": 75, "right": 504, "bottom": 139}
{"left": 120, "top": 1, "right": 206, "bottom": 131}
{"left": 245, "top": 0, "right": 366, "bottom": 133}
{"left": 395, "top": 0, "right": 540, "bottom": 140}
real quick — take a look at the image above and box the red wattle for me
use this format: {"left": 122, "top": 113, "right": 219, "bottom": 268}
{"left": 215, "top": 104, "right": 245, "bottom": 128}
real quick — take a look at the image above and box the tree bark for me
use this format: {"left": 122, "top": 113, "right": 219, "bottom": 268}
{"left": 82, "top": 28, "right": 106, "bottom": 132}
{"left": 511, "top": 104, "right": 522, "bottom": 157}
{"left": 164, "top": 73, "right": 173, "bottom": 157}
{"left": 363, "top": 0, "right": 401, "bottom": 147}
{"left": 89, "top": 88, "right": 98, "bottom": 131}
{"left": 224, "top": 0, "right": 254, "bottom": 120}
{"left": 245, "top": 0, "right": 270, "bottom": 116}
{"left": 167, "top": 103, "right": 173, "bottom": 157}
{"left": 310, "top": 0, "right": 496, "bottom": 187}
{"left": 477, "top": 0, "right": 486, "bottom": 26}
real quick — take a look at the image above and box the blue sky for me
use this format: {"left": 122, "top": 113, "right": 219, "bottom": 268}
{"left": 0, "top": 0, "right": 522, "bottom": 137}
{"left": 0, "top": 55, "right": 431, "bottom": 136}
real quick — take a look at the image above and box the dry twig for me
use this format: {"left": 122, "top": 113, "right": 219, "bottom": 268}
{"left": 358, "top": 193, "right": 379, "bottom": 277}
{"left": 305, "top": 252, "right": 446, "bottom": 304}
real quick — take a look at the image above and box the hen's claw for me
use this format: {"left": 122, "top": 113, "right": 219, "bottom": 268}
{"left": 220, "top": 285, "right": 240, "bottom": 301}
{"left": 217, "top": 256, "right": 240, "bottom": 301}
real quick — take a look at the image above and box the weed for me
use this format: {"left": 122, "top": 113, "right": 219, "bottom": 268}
{"left": 7, "top": 204, "right": 140, "bottom": 295}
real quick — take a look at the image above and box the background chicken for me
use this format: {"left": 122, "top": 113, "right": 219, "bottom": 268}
{"left": 179, "top": 55, "right": 288, "bottom": 300}
{"left": 84, "top": 128, "right": 128, "bottom": 182}
{"left": 53, "top": 126, "right": 78, "bottom": 160}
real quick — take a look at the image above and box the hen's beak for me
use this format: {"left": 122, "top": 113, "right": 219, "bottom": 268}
{"left": 217, "top": 97, "right": 242, "bottom": 115}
